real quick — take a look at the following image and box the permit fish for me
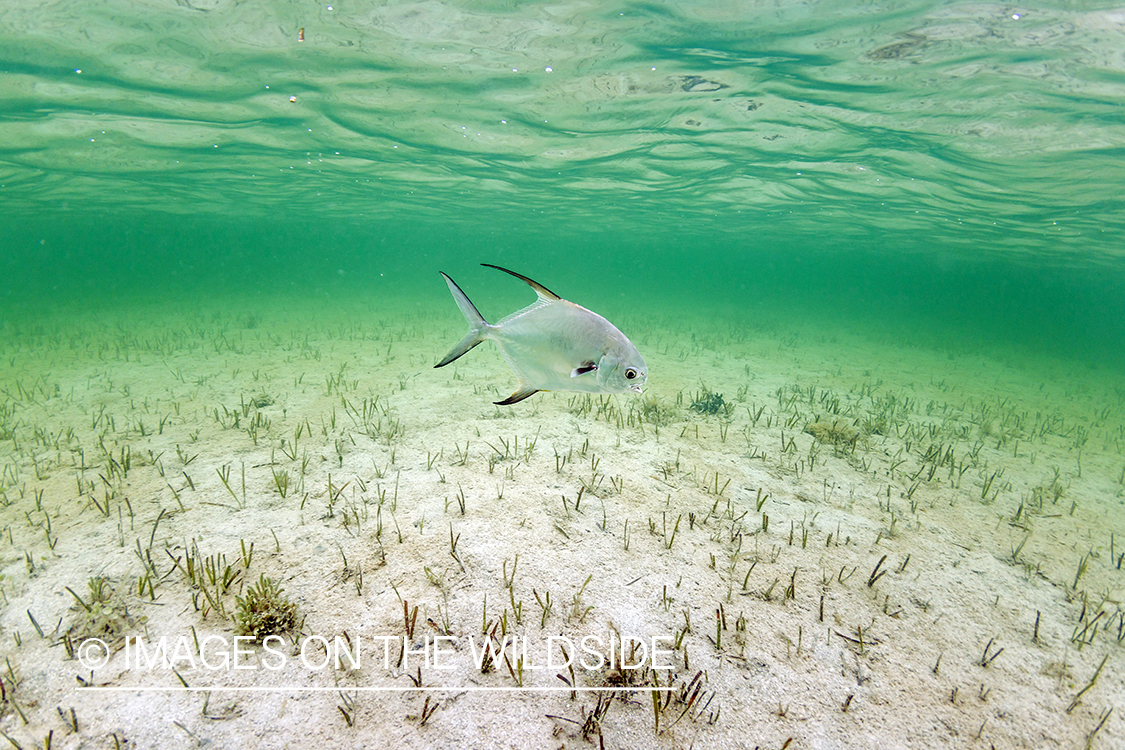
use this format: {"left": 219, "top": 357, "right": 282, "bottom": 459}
{"left": 435, "top": 264, "right": 648, "bottom": 405}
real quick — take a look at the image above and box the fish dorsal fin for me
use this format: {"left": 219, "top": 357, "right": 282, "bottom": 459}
{"left": 481, "top": 263, "right": 561, "bottom": 301}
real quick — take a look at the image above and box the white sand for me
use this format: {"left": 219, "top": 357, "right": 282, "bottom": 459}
{"left": 0, "top": 295, "right": 1122, "bottom": 749}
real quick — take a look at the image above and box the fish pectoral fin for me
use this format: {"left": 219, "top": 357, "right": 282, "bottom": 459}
{"left": 494, "top": 386, "right": 541, "bottom": 406}
{"left": 571, "top": 361, "right": 597, "bottom": 378}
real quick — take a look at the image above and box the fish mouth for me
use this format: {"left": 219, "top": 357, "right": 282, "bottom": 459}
{"left": 630, "top": 385, "right": 644, "bottom": 394}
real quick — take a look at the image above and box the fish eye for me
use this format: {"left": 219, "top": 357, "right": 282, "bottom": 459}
{"left": 625, "top": 368, "right": 638, "bottom": 380}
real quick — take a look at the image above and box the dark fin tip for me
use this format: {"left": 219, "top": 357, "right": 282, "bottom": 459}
{"left": 494, "top": 388, "right": 541, "bottom": 406}
{"left": 481, "top": 263, "right": 561, "bottom": 301}
{"left": 434, "top": 338, "right": 483, "bottom": 368}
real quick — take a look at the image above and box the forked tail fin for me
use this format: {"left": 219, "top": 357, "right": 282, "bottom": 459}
{"left": 435, "top": 272, "right": 490, "bottom": 368}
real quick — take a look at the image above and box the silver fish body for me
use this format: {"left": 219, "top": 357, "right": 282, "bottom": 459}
{"left": 435, "top": 264, "right": 648, "bottom": 405}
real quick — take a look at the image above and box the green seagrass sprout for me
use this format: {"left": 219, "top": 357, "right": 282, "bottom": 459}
{"left": 66, "top": 577, "right": 145, "bottom": 643}
{"left": 690, "top": 388, "right": 729, "bottom": 416}
{"left": 235, "top": 574, "right": 298, "bottom": 642}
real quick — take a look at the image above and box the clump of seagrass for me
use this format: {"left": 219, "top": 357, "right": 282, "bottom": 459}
{"left": 804, "top": 420, "right": 859, "bottom": 449}
{"left": 66, "top": 577, "right": 144, "bottom": 644}
{"left": 638, "top": 395, "right": 676, "bottom": 426}
{"left": 235, "top": 574, "right": 298, "bottom": 642}
{"left": 690, "top": 388, "right": 731, "bottom": 416}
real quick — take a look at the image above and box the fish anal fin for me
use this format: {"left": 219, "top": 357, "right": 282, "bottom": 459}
{"left": 571, "top": 361, "right": 597, "bottom": 378}
{"left": 481, "top": 264, "right": 562, "bottom": 301}
{"left": 494, "top": 386, "right": 541, "bottom": 406}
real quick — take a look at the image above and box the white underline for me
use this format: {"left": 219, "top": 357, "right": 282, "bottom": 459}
{"left": 79, "top": 686, "right": 675, "bottom": 693}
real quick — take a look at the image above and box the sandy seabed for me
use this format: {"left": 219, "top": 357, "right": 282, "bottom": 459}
{"left": 0, "top": 293, "right": 1122, "bottom": 750}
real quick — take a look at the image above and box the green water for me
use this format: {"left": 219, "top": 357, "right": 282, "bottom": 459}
{"left": 3, "top": 0, "right": 1124, "bottom": 365}
{"left": 4, "top": 5, "right": 1125, "bottom": 746}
